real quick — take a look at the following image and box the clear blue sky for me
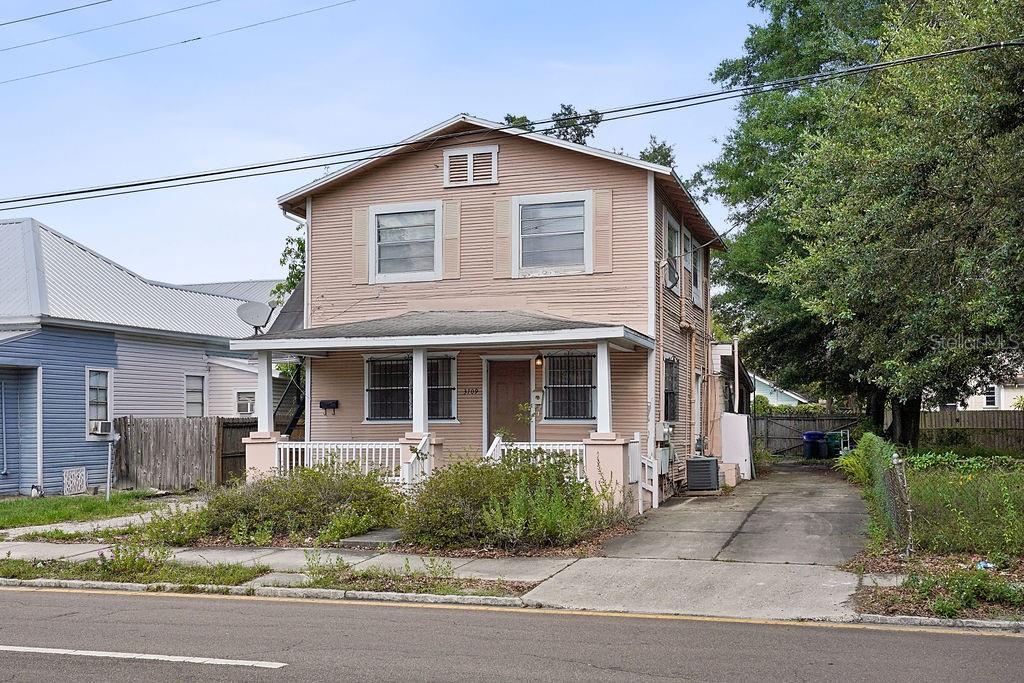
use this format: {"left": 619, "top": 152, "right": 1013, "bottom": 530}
{"left": 0, "top": 0, "right": 762, "bottom": 283}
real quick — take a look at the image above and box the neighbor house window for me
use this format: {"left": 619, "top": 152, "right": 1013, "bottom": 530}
{"left": 513, "top": 191, "right": 592, "bottom": 277}
{"left": 664, "top": 358, "right": 679, "bottom": 422}
{"left": 369, "top": 201, "right": 442, "bottom": 283}
{"left": 365, "top": 356, "right": 457, "bottom": 421}
{"left": 665, "top": 214, "right": 681, "bottom": 294}
{"left": 443, "top": 145, "right": 498, "bottom": 186}
{"left": 185, "top": 375, "right": 206, "bottom": 417}
{"left": 236, "top": 391, "right": 255, "bottom": 416}
{"left": 984, "top": 385, "right": 998, "bottom": 408}
{"left": 87, "top": 369, "right": 110, "bottom": 421}
{"left": 544, "top": 355, "right": 595, "bottom": 420}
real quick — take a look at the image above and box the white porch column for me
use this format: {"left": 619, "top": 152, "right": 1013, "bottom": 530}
{"left": 255, "top": 350, "right": 275, "bottom": 433}
{"left": 596, "top": 341, "right": 612, "bottom": 434}
{"left": 411, "top": 347, "right": 428, "bottom": 434}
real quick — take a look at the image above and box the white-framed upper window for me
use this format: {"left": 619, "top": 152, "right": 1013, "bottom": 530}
{"left": 85, "top": 368, "right": 113, "bottom": 439}
{"left": 443, "top": 145, "right": 498, "bottom": 187}
{"left": 543, "top": 354, "right": 595, "bottom": 421}
{"left": 364, "top": 354, "right": 458, "bottom": 422}
{"left": 984, "top": 385, "right": 999, "bottom": 408}
{"left": 691, "top": 240, "right": 704, "bottom": 309}
{"left": 665, "top": 212, "right": 682, "bottom": 294}
{"left": 185, "top": 374, "right": 206, "bottom": 417}
{"left": 512, "top": 190, "right": 593, "bottom": 278}
{"left": 369, "top": 200, "right": 443, "bottom": 284}
{"left": 236, "top": 391, "right": 256, "bottom": 416}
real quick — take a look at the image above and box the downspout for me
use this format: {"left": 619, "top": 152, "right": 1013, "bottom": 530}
{"left": 1, "top": 380, "right": 7, "bottom": 476}
{"left": 732, "top": 336, "right": 740, "bottom": 413}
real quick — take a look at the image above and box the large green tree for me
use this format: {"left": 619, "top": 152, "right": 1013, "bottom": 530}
{"left": 776, "top": 0, "right": 1024, "bottom": 443}
{"left": 694, "top": 0, "right": 890, "bottom": 417}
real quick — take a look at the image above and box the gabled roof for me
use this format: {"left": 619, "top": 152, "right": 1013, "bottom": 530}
{"left": 277, "top": 114, "right": 723, "bottom": 249}
{"left": 752, "top": 373, "right": 812, "bottom": 404}
{"left": 0, "top": 218, "right": 259, "bottom": 340}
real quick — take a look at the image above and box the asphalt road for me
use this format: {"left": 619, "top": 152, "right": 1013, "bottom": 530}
{"left": 0, "top": 588, "right": 1019, "bottom": 682}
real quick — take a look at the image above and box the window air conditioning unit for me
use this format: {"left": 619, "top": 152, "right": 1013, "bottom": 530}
{"left": 686, "top": 457, "right": 720, "bottom": 492}
{"left": 89, "top": 420, "right": 112, "bottom": 436}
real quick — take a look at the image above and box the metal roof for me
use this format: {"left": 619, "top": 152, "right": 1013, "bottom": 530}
{"left": 0, "top": 218, "right": 259, "bottom": 340}
{"left": 178, "top": 279, "right": 280, "bottom": 304}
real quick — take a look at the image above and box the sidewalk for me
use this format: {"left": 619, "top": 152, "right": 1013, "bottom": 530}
{"left": 0, "top": 540, "right": 577, "bottom": 583}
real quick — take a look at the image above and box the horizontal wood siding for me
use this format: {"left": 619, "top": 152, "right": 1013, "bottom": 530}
{"left": 308, "top": 129, "right": 650, "bottom": 332}
{"left": 112, "top": 334, "right": 213, "bottom": 417}
{"left": 309, "top": 345, "right": 648, "bottom": 465}
{"left": 0, "top": 367, "right": 30, "bottom": 496}
{"left": 0, "top": 327, "right": 115, "bottom": 494}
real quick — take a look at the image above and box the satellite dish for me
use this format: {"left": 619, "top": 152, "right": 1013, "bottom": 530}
{"left": 237, "top": 301, "right": 274, "bottom": 333}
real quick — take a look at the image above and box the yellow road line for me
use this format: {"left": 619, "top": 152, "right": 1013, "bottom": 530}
{"left": 0, "top": 586, "right": 1020, "bottom": 639}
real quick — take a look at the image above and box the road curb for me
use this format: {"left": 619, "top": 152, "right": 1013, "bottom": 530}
{"left": 858, "top": 613, "right": 1024, "bottom": 631}
{"left": 0, "top": 577, "right": 525, "bottom": 608}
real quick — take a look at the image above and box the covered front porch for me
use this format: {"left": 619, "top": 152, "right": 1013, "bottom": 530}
{"left": 231, "top": 311, "right": 657, "bottom": 504}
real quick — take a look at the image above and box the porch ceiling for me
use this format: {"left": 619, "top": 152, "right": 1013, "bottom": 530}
{"left": 230, "top": 310, "right": 653, "bottom": 353}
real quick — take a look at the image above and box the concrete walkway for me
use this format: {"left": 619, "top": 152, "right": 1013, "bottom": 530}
{"left": 523, "top": 465, "right": 868, "bottom": 620}
{"left": 0, "top": 540, "right": 577, "bottom": 583}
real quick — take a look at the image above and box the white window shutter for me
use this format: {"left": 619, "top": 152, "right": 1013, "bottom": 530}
{"left": 442, "top": 200, "right": 461, "bottom": 279}
{"left": 351, "top": 207, "right": 369, "bottom": 285}
{"left": 493, "top": 199, "right": 511, "bottom": 279}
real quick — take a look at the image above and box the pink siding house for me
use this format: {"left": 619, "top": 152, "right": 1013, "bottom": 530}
{"left": 233, "top": 115, "right": 723, "bottom": 504}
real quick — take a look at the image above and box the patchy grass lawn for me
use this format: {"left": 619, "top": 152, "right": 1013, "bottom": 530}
{"left": 0, "top": 556, "right": 265, "bottom": 586}
{"left": 855, "top": 569, "right": 1024, "bottom": 621}
{"left": 301, "top": 551, "right": 533, "bottom": 597}
{"left": 0, "top": 492, "right": 158, "bottom": 530}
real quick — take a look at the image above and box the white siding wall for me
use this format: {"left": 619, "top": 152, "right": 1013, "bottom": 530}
{"left": 208, "top": 364, "right": 257, "bottom": 417}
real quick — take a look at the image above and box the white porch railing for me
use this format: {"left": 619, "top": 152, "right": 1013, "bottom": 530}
{"left": 485, "top": 436, "right": 586, "bottom": 481}
{"left": 400, "top": 433, "right": 432, "bottom": 486}
{"left": 275, "top": 441, "right": 404, "bottom": 481}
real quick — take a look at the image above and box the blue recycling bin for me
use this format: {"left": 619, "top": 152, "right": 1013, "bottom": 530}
{"left": 802, "top": 431, "right": 826, "bottom": 459}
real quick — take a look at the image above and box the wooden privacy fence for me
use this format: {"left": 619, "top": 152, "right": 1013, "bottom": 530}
{"left": 114, "top": 416, "right": 255, "bottom": 490}
{"left": 920, "top": 410, "right": 1024, "bottom": 451}
{"left": 754, "top": 415, "right": 862, "bottom": 455}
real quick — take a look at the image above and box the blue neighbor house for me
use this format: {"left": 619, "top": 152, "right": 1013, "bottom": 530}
{"left": 0, "top": 218, "right": 283, "bottom": 497}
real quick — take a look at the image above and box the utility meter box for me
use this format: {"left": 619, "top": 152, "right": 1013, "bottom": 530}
{"left": 531, "top": 390, "right": 544, "bottom": 406}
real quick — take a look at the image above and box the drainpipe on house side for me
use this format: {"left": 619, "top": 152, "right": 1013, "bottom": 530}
{"left": 732, "top": 336, "right": 741, "bottom": 414}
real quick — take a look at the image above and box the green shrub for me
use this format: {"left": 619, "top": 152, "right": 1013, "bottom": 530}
{"left": 902, "top": 446, "right": 1024, "bottom": 473}
{"left": 402, "top": 449, "right": 623, "bottom": 549}
{"left": 904, "top": 570, "right": 1024, "bottom": 618}
{"left": 139, "top": 464, "right": 403, "bottom": 546}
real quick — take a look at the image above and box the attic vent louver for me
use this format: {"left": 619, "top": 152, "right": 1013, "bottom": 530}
{"left": 443, "top": 145, "right": 498, "bottom": 187}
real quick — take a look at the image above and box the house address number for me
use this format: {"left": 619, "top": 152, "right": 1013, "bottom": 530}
{"left": 461, "top": 388, "right": 480, "bottom": 395}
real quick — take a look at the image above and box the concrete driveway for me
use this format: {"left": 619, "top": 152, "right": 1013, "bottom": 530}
{"left": 523, "top": 465, "right": 868, "bottom": 620}
{"left": 602, "top": 464, "right": 868, "bottom": 565}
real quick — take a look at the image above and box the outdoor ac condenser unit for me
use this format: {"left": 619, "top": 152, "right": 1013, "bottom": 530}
{"left": 686, "top": 457, "right": 720, "bottom": 492}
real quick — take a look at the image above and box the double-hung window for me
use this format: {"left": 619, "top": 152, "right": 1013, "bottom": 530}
{"left": 513, "top": 191, "right": 592, "bottom": 277}
{"left": 544, "top": 355, "right": 595, "bottom": 421}
{"left": 984, "top": 385, "right": 998, "bottom": 408}
{"left": 236, "top": 391, "right": 256, "bottom": 416}
{"left": 185, "top": 375, "right": 206, "bottom": 417}
{"left": 365, "top": 356, "right": 457, "bottom": 421}
{"left": 664, "top": 357, "right": 679, "bottom": 422}
{"left": 369, "top": 200, "right": 442, "bottom": 283}
{"left": 691, "top": 241, "right": 704, "bottom": 308}
{"left": 665, "top": 213, "right": 682, "bottom": 294}
{"left": 86, "top": 369, "right": 112, "bottom": 438}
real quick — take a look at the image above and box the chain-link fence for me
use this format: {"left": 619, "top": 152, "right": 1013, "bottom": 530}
{"left": 880, "top": 454, "right": 914, "bottom": 555}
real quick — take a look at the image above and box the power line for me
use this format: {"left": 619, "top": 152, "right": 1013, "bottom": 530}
{"left": 0, "top": 0, "right": 112, "bottom": 28}
{"left": 0, "top": 0, "right": 223, "bottom": 54}
{"left": 0, "top": 0, "right": 358, "bottom": 86}
{"left": 1, "top": 36, "right": 1021, "bottom": 213}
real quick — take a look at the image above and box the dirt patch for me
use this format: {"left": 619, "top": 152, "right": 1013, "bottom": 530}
{"left": 392, "top": 521, "right": 637, "bottom": 559}
{"left": 842, "top": 543, "right": 1024, "bottom": 582}
{"left": 855, "top": 585, "right": 1024, "bottom": 621}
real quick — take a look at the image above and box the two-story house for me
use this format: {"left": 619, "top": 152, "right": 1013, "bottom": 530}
{"left": 234, "top": 115, "right": 723, "bottom": 501}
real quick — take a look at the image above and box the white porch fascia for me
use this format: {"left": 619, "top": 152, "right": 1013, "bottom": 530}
{"left": 230, "top": 325, "right": 654, "bottom": 353}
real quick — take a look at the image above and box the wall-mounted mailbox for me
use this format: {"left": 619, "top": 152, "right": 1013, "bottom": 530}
{"left": 319, "top": 400, "right": 339, "bottom": 415}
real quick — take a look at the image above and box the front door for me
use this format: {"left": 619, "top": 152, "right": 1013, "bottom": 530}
{"left": 487, "top": 360, "right": 532, "bottom": 443}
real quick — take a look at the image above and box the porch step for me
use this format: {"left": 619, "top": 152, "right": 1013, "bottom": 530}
{"left": 336, "top": 528, "right": 402, "bottom": 549}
